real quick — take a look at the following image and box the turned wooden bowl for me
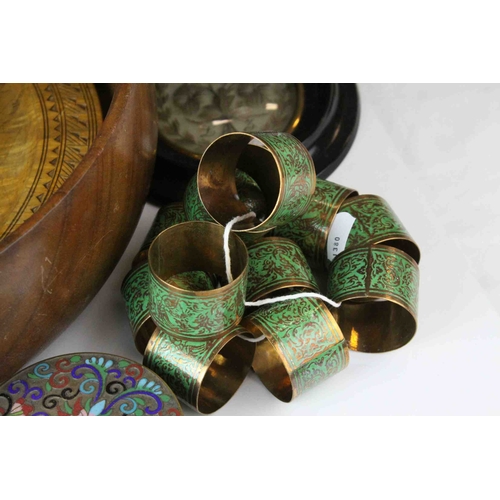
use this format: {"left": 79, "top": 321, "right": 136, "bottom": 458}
{"left": 0, "top": 84, "right": 157, "bottom": 383}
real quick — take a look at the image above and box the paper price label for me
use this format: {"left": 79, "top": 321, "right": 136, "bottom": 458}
{"left": 327, "top": 212, "right": 357, "bottom": 262}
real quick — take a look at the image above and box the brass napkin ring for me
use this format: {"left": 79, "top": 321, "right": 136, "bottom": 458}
{"left": 122, "top": 264, "right": 215, "bottom": 354}
{"left": 246, "top": 236, "right": 318, "bottom": 302}
{"left": 241, "top": 296, "right": 349, "bottom": 402}
{"left": 197, "top": 132, "right": 316, "bottom": 234}
{"left": 274, "top": 178, "right": 357, "bottom": 267}
{"left": 144, "top": 325, "right": 255, "bottom": 414}
{"left": 121, "top": 262, "right": 156, "bottom": 354}
{"left": 148, "top": 221, "right": 248, "bottom": 339}
{"left": 338, "top": 194, "right": 420, "bottom": 263}
{"left": 327, "top": 245, "right": 419, "bottom": 353}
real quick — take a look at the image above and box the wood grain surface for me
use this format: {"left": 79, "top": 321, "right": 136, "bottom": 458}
{"left": 0, "top": 84, "right": 157, "bottom": 383}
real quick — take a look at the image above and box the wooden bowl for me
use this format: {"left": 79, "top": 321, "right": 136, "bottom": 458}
{"left": 0, "top": 84, "right": 157, "bottom": 383}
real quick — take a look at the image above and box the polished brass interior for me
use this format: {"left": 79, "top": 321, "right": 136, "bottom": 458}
{"left": 331, "top": 299, "right": 417, "bottom": 352}
{"left": 242, "top": 322, "right": 293, "bottom": 403}
{"left": 253, "top": 338, "right": 293, "bottom": 403}
{"left": 148, "top": 221, "right": 247, "bottom": 290}
{"left": 197, "top": 134, "right": 281, "bottom": 230}
{"left": 197, "top": 334, "right": 255, "bottom": 414}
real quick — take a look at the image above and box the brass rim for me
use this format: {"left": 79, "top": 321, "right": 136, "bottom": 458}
{"left": 133, "top": 318, "right": 157, "bottom": 356}
{"left": 197, "top": 132, "right": 285, "bottom": 233}
{"left": 335, "top": 194, "right": 421, "bottom": 263}
{"left": 148, "top": 221, "right": 248, "bottom": 297}
{"left": 144, "top": 326, "right": 255, "bottom": 414}
{"left": 329, "top": 245, "right": 419, "bottom": 353}
{"left": 242, "top": 300, "right": 345, "bottom": 403}
{"left": 241, "top": 319, "right": 296, "bottom": 403}
{"left": 195, "top": 326, "right": 255, "bottom": 414}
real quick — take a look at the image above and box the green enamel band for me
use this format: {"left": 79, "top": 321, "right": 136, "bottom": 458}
{"left": 246, "top": 237, "right": 318, "bottom": 301}
{"left": 251, "top": 132, "right": 316, "bottom": 231}
{"left": 241, "top": 296, "right": 349, "bottom": 402}
{"left": 183, "top": 174, "right": 213, "bottom": 223}
{"left": 144, "top": 325, "right": 255, "bottom": 414}
{"left": 121, "top": 262, "right": 152, "bottom": 350}
{"left": 274, "top": 178, "right": 357, "bottom": 268}
{"left": 339, "top": 194, "right": 421, "bottom": 263}
{"left": 148, "top": 221, "right": 248, "bottom": 339}
{"left": 197, "top": 132, "right": 316, "bottom": 234}
{"left": 327, "top": 245, "right": 419, "bottom": 353}
{"left": 148, "top": 270, "right": 246, "bottom": 339}
{"left": 121, "top": 265, "right": 216, "bottom": 354}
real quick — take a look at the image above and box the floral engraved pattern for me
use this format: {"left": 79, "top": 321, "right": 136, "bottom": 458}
{"left": 144, "top": 330, "right": 225, "bottom": 407}
{"left": 156, "top": 83, "right": 299, "bottom": 156}
{"left": 122, "top": 263, "right": 150, "bottom": 334}
{"left": 340, "top": 195, "right": 416, "bottom": 253}
{"left": 369, "top": 248, "right": 419, "bottom": 315}
{"left": 245, "top": 297, "right": 348, "bottom": 397}
{"left": 0, "top": 354, "right": 182, "bottom": 416}
{"left": 274, "top": 179, "right": 356, "bottom": 266}
{"left": 254, "top": 133, "right": 316, "bottom": 231}
{"left": 327, "top": 246, "right": 419, "bottom": 316}
{"left": 148, "top": 270, "right": 247, "bottom": 338}
{"left": 294, "top": 343, "right": 349, "bottom": 395}
{"left": 246, "top": 237, "right": 318, "bottom": 301}
{"left": 327, "top": 248, "right": 369, "bottom": 298}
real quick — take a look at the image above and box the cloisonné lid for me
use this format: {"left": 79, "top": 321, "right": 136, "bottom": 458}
{"left": 0, "top": 352, "right": 183, "bottom": 416}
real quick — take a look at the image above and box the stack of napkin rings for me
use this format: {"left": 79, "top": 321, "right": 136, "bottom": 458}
{"left": 122, "top": 132, "right": 420, "bottom": 413}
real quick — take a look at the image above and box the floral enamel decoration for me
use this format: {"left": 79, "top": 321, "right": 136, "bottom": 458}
{"left": 0, "top": 353, "right": 183, "bottom": 416}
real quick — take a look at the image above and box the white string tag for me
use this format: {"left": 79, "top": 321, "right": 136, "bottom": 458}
{"left": 223, "top": 214, "right": 341, "bottom": 343}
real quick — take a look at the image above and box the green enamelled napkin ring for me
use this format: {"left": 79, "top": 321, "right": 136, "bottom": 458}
{"left": 197, "top": 132, "right": 316, "bottom": 234}
{"left": 120, "top": 132, "right": 423, "bottom": 413}
{"left": 273, "top": 178, "right": 358, "bottom": 268}
{"left": 246, "top": 237, "right": 318, "bottom": 302}
{"left": 122, "top": 263, "right": 216, "bottom": 354}
{"left": 327, "top": 245, "right": 419, "bottom": 353}
{"left": 338, "top": 195, "right": 420, "bottom": 263}
{"left": 148, "top": 221, "right": 248, "bottom": 339}
{"left": 241, "top": 296, "right": 349, "bottom": 402}
{"left": 122, "top": 262, "right": 155, "bottom": 354}
{"left": 144, "top": 325, "right": 255, "bottom": 414}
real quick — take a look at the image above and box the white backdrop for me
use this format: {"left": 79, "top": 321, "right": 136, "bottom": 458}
{"left": 29, "top": 84, "right": 500, "bottom": 415}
